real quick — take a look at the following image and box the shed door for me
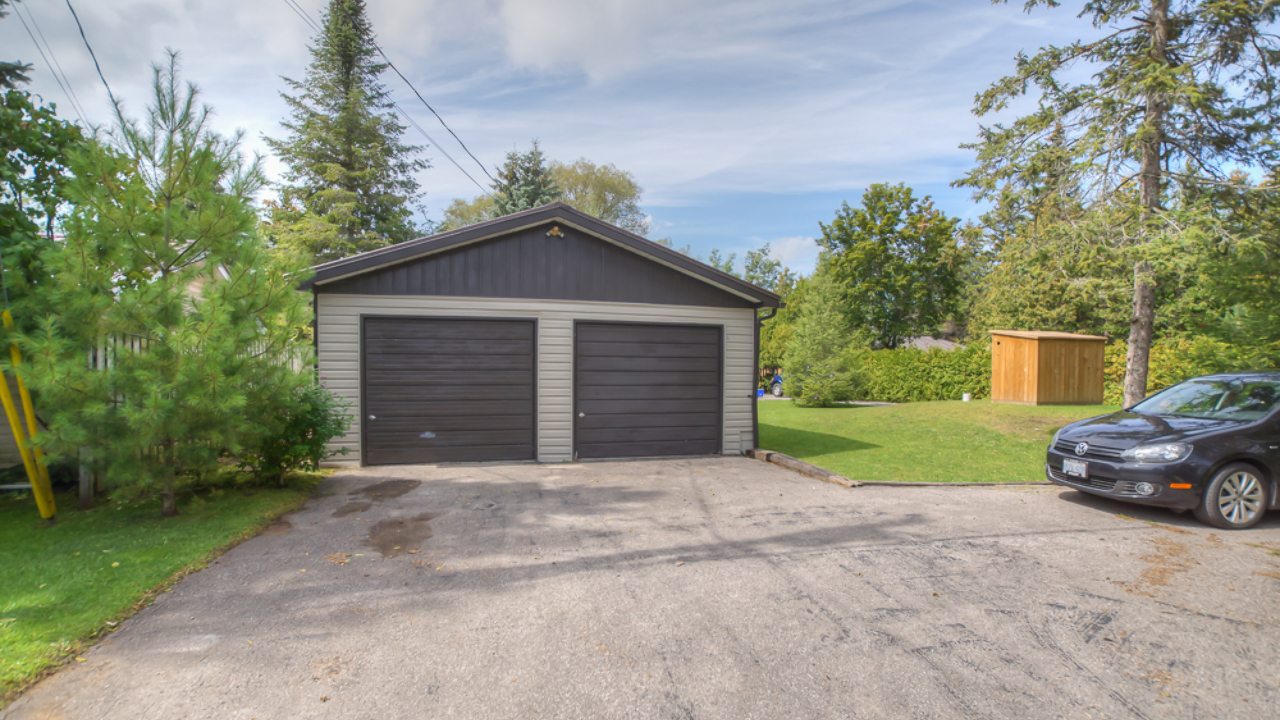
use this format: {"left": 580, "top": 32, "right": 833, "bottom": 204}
{"left": 362, "top": 317, "right": 535, "bottom": 465}
{"left": 574, "top": 322, "right": 722, "bottom": 459}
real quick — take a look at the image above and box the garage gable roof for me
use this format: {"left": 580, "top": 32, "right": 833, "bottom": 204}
{"left": 301, "top": 203, "right": 782, "bottom": 308}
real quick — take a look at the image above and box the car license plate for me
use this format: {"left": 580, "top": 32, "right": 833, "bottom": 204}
{"left": 1063, "top": 459, "right": 1088, "bottom": 478}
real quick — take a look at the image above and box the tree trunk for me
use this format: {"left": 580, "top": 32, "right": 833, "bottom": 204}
{"left": 1124, "top": 260, "right": 1156, "bottom": 407}
{"left": 161, "top": 455, "right": 178, "bottom": 518}
{"left": 1123, "top": 0, "right": 1168, "bottom": 408}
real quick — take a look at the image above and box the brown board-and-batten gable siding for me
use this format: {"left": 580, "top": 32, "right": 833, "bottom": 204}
{"left": 317, "top": 222, "right": 755, "bottom": 308}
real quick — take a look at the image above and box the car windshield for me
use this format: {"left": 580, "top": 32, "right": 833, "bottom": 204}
{"left": 1132, "top": 378, "right": 1280, "bottom": 421}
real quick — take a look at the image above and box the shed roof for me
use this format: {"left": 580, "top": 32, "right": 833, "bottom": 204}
{"left": 301, "top": 203, "right": 781, "bottom": 308}
{"left": 989, "top": 330, "right": 1108, "bottom": 341}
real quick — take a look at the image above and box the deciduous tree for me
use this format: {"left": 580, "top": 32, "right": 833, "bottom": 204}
{"left": 819, "top": 183, "right": 964, "bottom": 350}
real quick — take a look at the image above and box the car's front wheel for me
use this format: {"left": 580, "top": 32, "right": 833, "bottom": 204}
{"left": 1193, "top": 463, "right": 1268, "bottom": 529}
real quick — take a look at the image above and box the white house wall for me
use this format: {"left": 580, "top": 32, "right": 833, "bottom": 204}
{"left": 316, "top": 294, "right": 757, "bottom": 466}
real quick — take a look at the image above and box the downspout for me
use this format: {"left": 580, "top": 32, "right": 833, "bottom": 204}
{"left": 753, "top": 306, "right": 779, "bottom": 451}
{"left": 312, "top": 289, "right": 320, "bottom": 377}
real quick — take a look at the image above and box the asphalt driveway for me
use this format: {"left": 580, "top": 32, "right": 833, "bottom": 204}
{"left": 6, "top": 457, "right": 1280, "bottom": 719}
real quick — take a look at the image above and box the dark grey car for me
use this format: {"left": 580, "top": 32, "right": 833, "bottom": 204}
{"left": 1046, "top": 372, "right": 1280, "bottom": 529}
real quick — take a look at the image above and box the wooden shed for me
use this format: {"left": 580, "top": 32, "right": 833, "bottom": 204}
{"left": 989, "top": 330, "right": 1107, "bottom": 405}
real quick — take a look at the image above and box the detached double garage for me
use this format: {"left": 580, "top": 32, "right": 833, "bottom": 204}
{"left": 304, "top": 203, "right": 781, "bottom": 467}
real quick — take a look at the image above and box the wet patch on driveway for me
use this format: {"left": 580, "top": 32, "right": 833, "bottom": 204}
{"left": 366, "top": 513, "right": 439, "bottom": 557}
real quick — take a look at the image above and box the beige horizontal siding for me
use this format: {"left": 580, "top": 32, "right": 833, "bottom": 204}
{"left": 317, "top": 294, "right": 757, "bottom": 466}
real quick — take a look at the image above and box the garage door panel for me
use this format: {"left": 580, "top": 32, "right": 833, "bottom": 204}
{"left": 578, "top": 398, "right": 720, "bottom": 415}
{"left": 574, "top": 341, "right": 720, "bottom": 359}
{"left": 367, "top": 338, "right": 533, "bottom": 356}
{"left": 578, "top": 324, "right": 720, "bottom": 345}
{"left": 578, "top": 412, "right": 720, "bottom": 429}
{"left": 366, "top": 415, "right": 533, "bottom": 432}
{"left": 576, "top": 371, "right": 720, "bottom": 387}
{"left": 363, "top": 317, "right": 535, "bottom": 465}
{"left": 366, "top": 369, "right": 533, "bottom": 385}
{"left": 370, "top": 445, "right": 533, "bottom": 464}
{"left": 576, "top": 356, "right": 719, "bottom": 373}
{"left": 366, "top": 428, "right": 534, "bottom": 449}
{"left": 364, "top": 384, "right": 533, "bottom": 402}
{"left": 576, "top": 385, "right": 720, "bottom": 401}
{"left": 364, "top": 353, "right": 533, "bottom": 371}
{"left": 575, "top": 322, "right": 721, "bottom": 459}
{"left": 578, "top": 425, "right": 720, "bottom": 444}
{"left": 576, "top": 439, "right": 720, "bottom": 458}
{"left": 365, "top": 321, "right": 533, "bottom": 342}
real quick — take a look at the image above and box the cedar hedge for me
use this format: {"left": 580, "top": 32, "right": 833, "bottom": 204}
{"left": 831, "top": 337, "right": 1278, "bottom": 405}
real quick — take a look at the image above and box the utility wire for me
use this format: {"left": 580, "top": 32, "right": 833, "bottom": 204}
{"left": 278, "top": 0, "right": 492, "bottom": 194}
{"left": 64, "top": 0, "right": 118, "bottom": 108}
{"left": 16, "top": 2, "right": 88, "bottom": 123}
{"left": 12, "top": 4, "right": 87, "bottom": 125}
{"left": 391, "top": 100, "right": 489, "bottom": 195}
{"left": 282, "top": 0, "right": 321, "bottom": 34}
{"left": 331, "top": 2, "right": 495, "bottom": 184}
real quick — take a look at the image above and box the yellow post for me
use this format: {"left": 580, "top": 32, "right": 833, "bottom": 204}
{"left": 1, "top": 311, "right": 55, "bottom": 519}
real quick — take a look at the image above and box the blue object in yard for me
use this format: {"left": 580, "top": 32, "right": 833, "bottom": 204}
{"left": 757, "top": 388, "right": 765, "bottom": 398}
{"left": 769, "top": 374, "right": 784, "bottom": 397}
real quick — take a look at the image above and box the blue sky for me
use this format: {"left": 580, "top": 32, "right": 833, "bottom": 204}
{"left": 1, "top": 0, "right": 1101, "bottom": 274}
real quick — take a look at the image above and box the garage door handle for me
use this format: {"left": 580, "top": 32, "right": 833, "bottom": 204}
{"left": 578, "top": 412, "right": 585, "bottom": 418}
{"left": 368, "top": 415, "right": 376, "bottom": 420}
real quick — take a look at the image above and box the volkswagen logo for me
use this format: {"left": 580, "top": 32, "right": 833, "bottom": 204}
{"left": 1074, "top": 442, "right": 1089, "bottom": 456}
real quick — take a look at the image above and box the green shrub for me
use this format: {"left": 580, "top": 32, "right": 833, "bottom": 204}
{"left": 1104, "top": 337, "right": 1280, "bottom": 405}
{"left": 240, "top": 382, "right": 351, "bottom": 482}
{"left": 845, "top": 345, "right": 991, "bottom": 403}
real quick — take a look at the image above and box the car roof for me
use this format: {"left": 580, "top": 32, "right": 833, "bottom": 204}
{"left": 1188, "top": 371, "right": 1280, "bottom": 383}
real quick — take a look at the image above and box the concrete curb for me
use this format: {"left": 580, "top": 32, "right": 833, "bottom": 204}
{"left": 746, "top": 449, "right": 861, "bottom": 488}
{"left": 746, "top": 449, "right": 1053, "bottom": 488}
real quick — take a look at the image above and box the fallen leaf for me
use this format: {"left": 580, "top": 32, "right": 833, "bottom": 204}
{"left": 300, "top": 569, "right": 307, "bottom": 573}
{"left": 326, "top": 553, "right": 352, "bottom": 566}
{"left": 75, "top": 657, "right": 85, "bottom": 662}
{"left": 675, "top": 561, "right": 685, "bottom": 567}
{"left": 111, "top": 562, "right": 120, "bottom": 568}
{"left": 321, "top": 696, "right": 328, "bottom": 702}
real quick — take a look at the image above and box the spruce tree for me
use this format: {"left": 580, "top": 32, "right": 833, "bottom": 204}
{"left": 492, "top": 140, "right": 562, "bottom": 216}
{"left": 23, "top": 53, "right": 315, "bottom": 517}
{"left": 264, "top": 0, "right": 427, "bottom": 264}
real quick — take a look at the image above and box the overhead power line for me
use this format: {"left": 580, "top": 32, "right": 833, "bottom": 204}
{"left": 391, "top": 101, "right": 489, "bottom": 195}
{"left": 64, "top": 0, "right": 118, "bottom": 108}
{"left": 277, "top": 0, "right": 493, "bottom": 194}
{"left": 12, "top": 4, "right": 87, "bottom": 124}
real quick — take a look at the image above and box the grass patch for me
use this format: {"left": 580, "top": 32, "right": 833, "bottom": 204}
{"left": 0, "top": 475, "right": 322, "bottom": 704}
{"left": 759, "top": 400, "right": 1118, "bottom": 483}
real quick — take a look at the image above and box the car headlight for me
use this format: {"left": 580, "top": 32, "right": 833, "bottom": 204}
{"left": 1051, "top": 427, "right": 1065, "bottom": 446}
{"left": 1121, "top": 443, "right": 1191, "bottom": 463}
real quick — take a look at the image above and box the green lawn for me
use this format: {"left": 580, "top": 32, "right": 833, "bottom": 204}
{"left": 0, "top": 482, "right": 314, "bottom": 703}
{"left": 759, "top": 400, "right": 1118, "bottom": 483}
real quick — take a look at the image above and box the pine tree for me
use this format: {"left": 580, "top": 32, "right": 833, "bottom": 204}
{"left": 23, "top": 53, "right": 315, "bottom": 517}
{"left": 492, "top": 140, "right": 562, "bottom": 216}
{"left": 0, "top": 1, "right": 32, "bottom": 89}
{"left": 264, "top": 0, "right": 427, "bottom": 264}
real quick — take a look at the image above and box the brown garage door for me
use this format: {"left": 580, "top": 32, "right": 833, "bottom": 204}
{"left": 574, "top": 322, "right": 722, "bottom": 459}
{"left": 362, "top": 317, "right": 535, "bottom": 465}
